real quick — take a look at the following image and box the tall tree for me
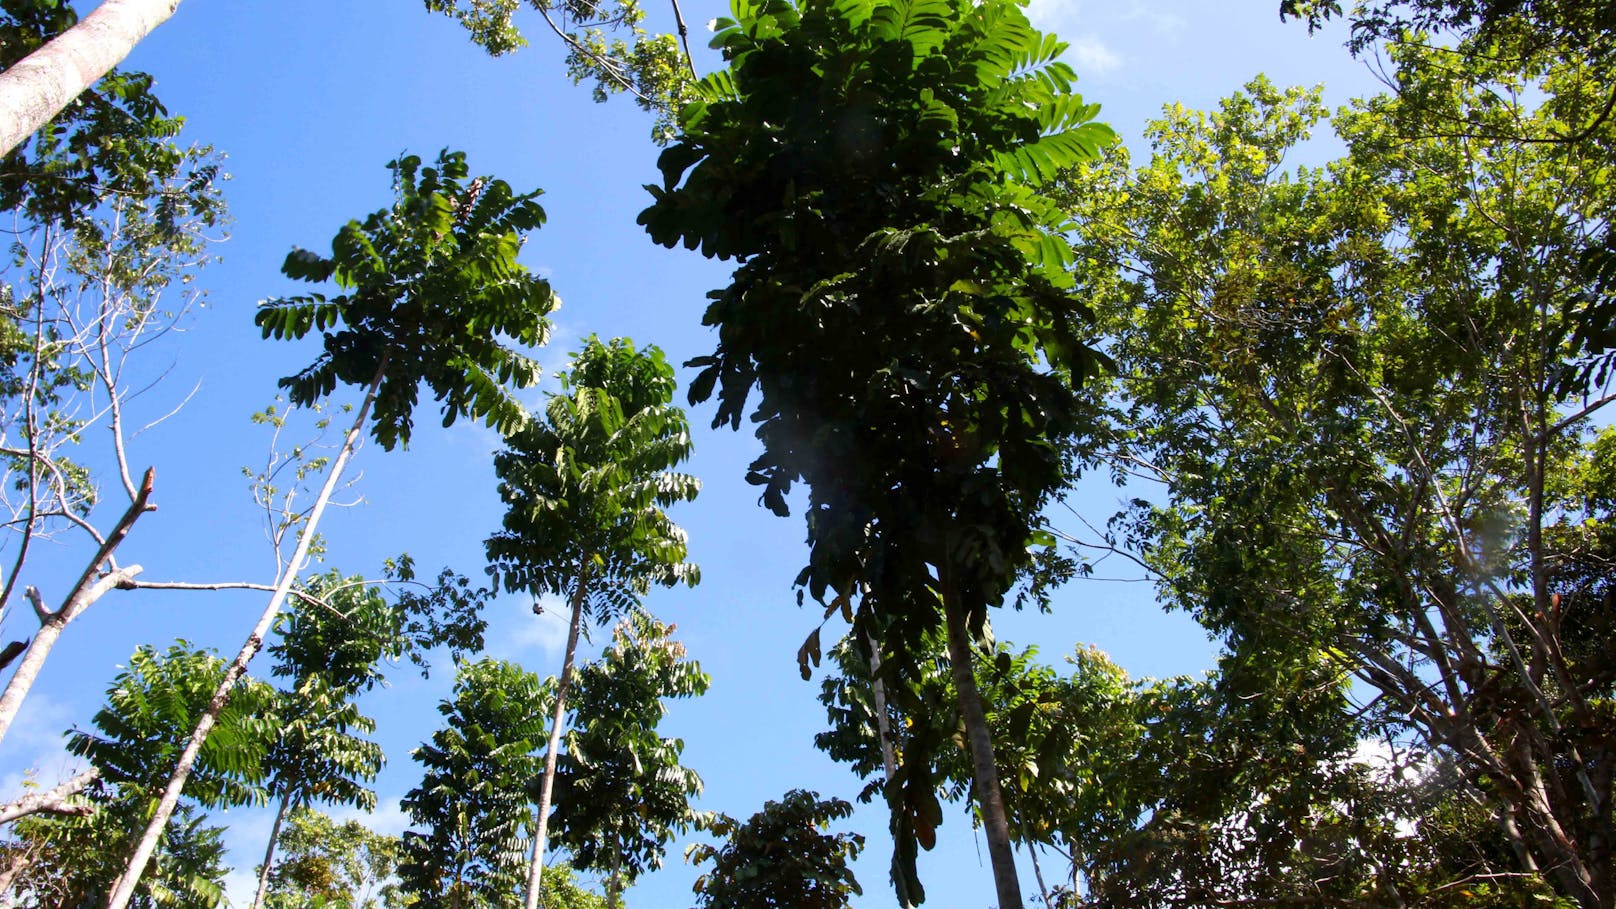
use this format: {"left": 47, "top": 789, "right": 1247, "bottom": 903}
{"left": 0, "top": 643, "right": 277, "bottom": 909}
{"left": 638, "top": 0, "right": 1115, "bottom": 903}
{"left": 548, "top": 614, "right": 707, "bottom": 906}
{"left": 1061, "top": 62, "right": 1616, "bottom": 907}
{"left": 110, "top": 150, "right": 559, "bottom": 909}
{"left": 484, "top": 335, "right": 699, "bottom": 909}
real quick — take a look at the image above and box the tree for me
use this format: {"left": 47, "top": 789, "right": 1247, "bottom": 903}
{"left": 0, "top": 0, "right": 226, "bottom": 748}
{"left": 484, "top": 335, "right": 699, "bottom": 909}
{"left": 110, "top": 149, "right": 559, "bottom": 909}
{"left": 0, "top": 0, "right": 186, "bottom": 159}
{"left": 396, "top": 659, "right": 605, "bottom": 909}
{"left": 1061, "top": 61, "right": 1615, "bottom": 907}
{"left": 548, "top": 613, "right": 708, "bottom": 906}
{"left": 638, "top": 0, "right": 1115, "bottom": 903}
{"left": 688, "top": 790, "right": 864, "bottom": 909}
{"left": 0, "top": 642, "right": 277, "bottom": 908}
{"left": 262, "top": 807, "right": 403, "bottom": 909}
{"left": 249, "top": 573, "right": 402, "bottom": 909}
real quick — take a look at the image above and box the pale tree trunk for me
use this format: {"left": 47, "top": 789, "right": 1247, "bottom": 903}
{"left": 249, "top": 795, "right": 293, "bottom": 909}
{"left": 865, "top": 631, "right": 918, "bottom": 909}
{"left": 522, "top": 558, "right": 591, "bottom": 909}
{"left": 940, "top": 561, "right": 1023, "bottom": 909}
{"left": 0, "top": 468, "right": 155, "bottom": 750}
{"left": 106, "top": 360, "right": 387, "bottom": 909}
{"left": 0, "top": 0, "right": 184, "bottom": 158}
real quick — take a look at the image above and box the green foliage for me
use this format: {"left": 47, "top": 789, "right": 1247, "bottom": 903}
{"left": 422, "top": 0, "right": 697, "bottom": 142}
{"left": 639, "top": 0, "right": 1113, "bottom": 642}
{"left": 3, "top": 801, "right": 233, "bottom": 909}
{"left": 486, "top": 335, "right": 700, "bottom": 620}
{"left": 688, "top": 790, "right": 864, "bottom": 909}
{"left": 397, "top": 659, "right": 550, "bottom": 909}
{"left": 385, "top": 555, "right": 495, "bottom": 675}
{"left": 264, "top": 807, "right": 403, "bottom": 909}
{"left": 1060, "top": 46, "right": 1616, "bottom": 907}
{"left": 0, "top": 0, "right": 226, "bottom": 229}
{"left": 68, "top": 642, "right": 278, "bottom": 811}
{"left": 549, "top": 614, "right": 709, "bottom": 894}
{"left": 256, "top": 150, "right": 557, "bottom": 451}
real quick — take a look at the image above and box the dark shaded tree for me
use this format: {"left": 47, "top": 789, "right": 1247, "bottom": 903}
{"left": 638, "top": 0, "right": 1114, "bottom": 902}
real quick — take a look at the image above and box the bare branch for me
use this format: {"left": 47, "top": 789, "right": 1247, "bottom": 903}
{"left": 0, "top": 766, "right": 100, "bottom": 825}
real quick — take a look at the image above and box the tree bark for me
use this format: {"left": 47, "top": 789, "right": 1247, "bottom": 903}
{"left": 106, "top": 360, "right": 386, "bottom": 909}
{"left": 940, "top": 562, "right": 1023, "bottom": 909}
{"left": 0, "top": 0, "right": 184, "bottom": 158}
{"left": 522, "top": 558, "right": 591, "bottom": 909}
{"left": 0, "top": 468, "right": 155, "bottom": 750}
{"left": 0, "top": 766, "right": 99, "bottom": 824}
{"left": 249, "top": 795, "right": 293, "bottom": 909}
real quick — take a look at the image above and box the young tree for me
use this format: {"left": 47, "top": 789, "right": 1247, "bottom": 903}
{"left": 484, "top": 335, "right": 699, "bottom": 909}
{"left": 1061, "top": 60, "right": 1616, "bottom": 907}
{"left": 548, "top": 614, "right": 707, "bottom": 906}
{"left": 688, "top": 790, "right": 864, "bottom": 909}
{"left": 110, "top": 150, "right": 559, "bottom": 909}
{"left": 248, "top": 572, "right": 401, "bottom": 909}
{"left": 639, "top": 0, "right": 1115, "bottom": 902}
{"left": 396, "top": 659, "right": 602, "bottom": 909}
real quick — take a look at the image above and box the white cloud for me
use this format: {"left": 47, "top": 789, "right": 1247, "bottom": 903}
{"left": 1023, "top": 0, "right": 1077, "bottom": 31}
{"left": 1069, "top": 35, "right": 1122, "bottom": 76}
{"left": 331, "top": 796, "right": 412, "bottom": 837}
{"left": 0, "top": 693, "right": 87, "bottom": 804}
{"left": 484, "top": 593, "right": 571, "bottom": 663}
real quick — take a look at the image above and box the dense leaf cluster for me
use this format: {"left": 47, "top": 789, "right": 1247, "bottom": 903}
{"left": 257, "top": 150, "right": 557, "bottom": 451}
{"left": 689, "top": 789, "right": 864, "bottom": 909}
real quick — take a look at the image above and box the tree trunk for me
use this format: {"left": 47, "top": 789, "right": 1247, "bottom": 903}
{"left": 106, "top": 361, "right": 387, "bottom": 909}
{"left": 865, "top": 631, "right": 918, "bottom": 909}
{"left": 1026, "top": 842, "right": 1053, "bottom": 909}
{"left": 522, "top": 559, "right": 590, "bottom": 909}
{"left": 940, "top": 562, "right": 1023, "bottom": 909}
{"left": 249, "top": 795, "right": 293, "bottom": 909}
{"left": 0, "top": 468, "right": 154, "bottom": 750}
{"left": 0, "top": 0, "right": 184, "bottom": 158}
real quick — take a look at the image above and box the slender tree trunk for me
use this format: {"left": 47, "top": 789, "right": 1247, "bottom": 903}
{"left": 865, "top": 631, "right": 918, "bottom": 909}
{"left": 249, "top": 794, "right": 293, "bottom": 909}
{"left": 0, "top": 0, "right": 183, "bottom": 158}
{"left": 940, "top": 560, "right": 1023, "bottom": 909}
{"left": 522, "top": 558, "right": 591, "bottom": 909}
{"left": 0, "top": 468, "right": 154, "bottom": 749}
{"left": 1026, "top": 842, "right": 1053, "bottom": 909}
{"left": 106, "top": 360, "right": 387, "bottom": 909}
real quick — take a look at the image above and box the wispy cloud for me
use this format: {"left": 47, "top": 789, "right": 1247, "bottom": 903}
{"left": 484, "top": 592, "right": 571, "bottom": 663}
{"left": 1069, "top": 35, "right": 1122, "bottom": 76}
{"left": 0, "top": 693, "right": 86, "bottom": 804}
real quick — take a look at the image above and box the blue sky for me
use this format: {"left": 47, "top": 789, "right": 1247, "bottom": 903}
{"left": 0, "top": 1, "right": 1387, "bottom": 907}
